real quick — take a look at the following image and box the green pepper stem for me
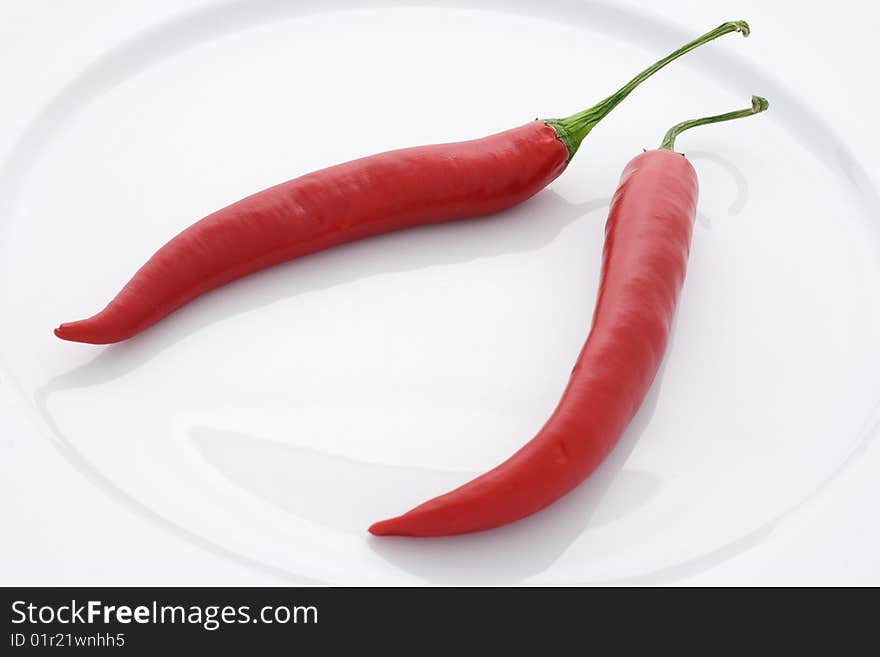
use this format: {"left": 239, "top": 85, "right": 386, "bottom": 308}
{"left": 545, "top": 20, "right": 749, "bottom": 161}
{"left": 659, "top": 95, "right": 769, "bottom": 150}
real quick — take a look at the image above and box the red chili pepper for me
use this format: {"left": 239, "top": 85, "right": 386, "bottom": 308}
{"left": 55, "top": 22, "right": 749, "bottom": 344}
{"left": 369, "top": 96, "right": 769, "bottom": 537}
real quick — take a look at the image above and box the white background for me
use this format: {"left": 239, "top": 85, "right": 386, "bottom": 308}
{"left": 1, "top": 0, "right": 878, "bottom": 585}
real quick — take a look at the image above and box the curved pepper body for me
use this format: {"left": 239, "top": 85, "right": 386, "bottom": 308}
{"left": 370, "top": 149, "right": 698, "bottom": 536}
{"left": 55, "top": 122, "right": 568, "bottom": 344}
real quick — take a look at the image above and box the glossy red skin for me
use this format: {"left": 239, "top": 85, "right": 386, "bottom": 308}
{"left": 55, "top": 122, "right": 568, "bottom": 344}
{"left": 369, "top": 150, "right": 698, "bottom": 537}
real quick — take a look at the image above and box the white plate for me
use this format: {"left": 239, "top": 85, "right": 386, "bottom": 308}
{"left": 2, "top": 0, "right": 879, "bottom": 584}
